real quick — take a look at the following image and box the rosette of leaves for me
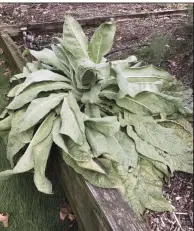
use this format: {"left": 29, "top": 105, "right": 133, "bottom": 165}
{"left": 0, "top": 15, "right": 193, "bottom": 218}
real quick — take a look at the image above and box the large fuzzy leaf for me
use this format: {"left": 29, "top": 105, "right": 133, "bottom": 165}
{"left": 84, "top": 104, "right": 101, "bottom": 118}
{"left": 67, "top": 92, "right": 85, "bottom": 134}
{"left": 59, "top": 38, "right": 79, "bottom": 72}
{"left": 156, "top": 147, "right": 193, "bottom": 174}
{"left": 120, "top": 159, "right": 173, "bottom": 217}
{"left": 99, "top": 85, "right": 187, "bottom": 117}
{"left": 61, "top": 151, "right": 120, "bottom": 188}
{"left": 62, "top": 15, "right": 88, "bottom": 58}
{"left": 0, "top": 116, "right": 12, "bottom": 131}
{"left": 15, "top": 70, "right": 70, "bottom": 96}
{"left": 76, "top": 159, "right": 105, "bottom": 174}
{"left": 0, "top": 113, "right": 55, "bottom": 181}
{"left": 100, "top": 89, "right": 153, "bottom": 116}
{"left": 75, "top": 59, "right": 98, "bottom": 90}
{"left": 85, "top": 116, "right": 120, "bottom": 137}
{"left": 7, "top": 109, "right": 34, "bottom": 167}
{"left": 7, "top": 84, "right": 23, "bottom": 97}
{"left": 0, "top": 115, "right": 12, "bottom": 145}
{"left": 0, "top": 109, "right": 8, "bottom": 119}
{"left": 113, "top": 64, "right": 173, "bottom": 98}
{"left": 65, "top": 138, "right": 92, "bottom": 162}
{"left": 7, "top": 82, "right": 71, "bottom": 110}
{"left": 158, "top": 120, "right": 193, "bottom": 146}
{"left": 81, "top": 83, "right": 101, "bottom": 104}
{"left": 157, "top": 120, "right": 193, "bottom": 173}
{"left": 124, "top": 92, "right": 187, "bottom": 116}
{"left": 111, "top": 55, "right": 138, "bottom": 69}
{"left": 9, "top": 65, "right": 33, "bottom": 83}
{"left": 26, "top": 62, "right": 39, "bottom": 72}
{"left": 53, "top": 117, "right": 97, "bottom": 168}
{"left": 115, "top": 92, "right": 186, "bottom": 117}
{"left": 60, "top": 95, "right": 84, "bottom": 145}
{"left": 114, "top": 131, "right": 139, "bottom": 169}
{"left": 88, "top": 20, "right": 116, "bottom": 63}
{"left": 33, "top": 130, "right": 53, "bottom": 194}
{"left": 30, "top": 49, "right": 69, "bottom": 76}
{"left": 126, "top": 125, "right": 168, "bottom": 164}
{"left": 52, "top": 117, "right": 69, "bottom": 154}
{"left": 86, "top": 126, "right": 138, "bottom": 169}
{"left": 125, "top": 112, "right": 190, "bottom": 155}
{"left": 10, "top": 73, "right": 25, "bottom": 83}
{"left": 117, "top": 64, "right": 173, "bottom": 81}
{"left": 20, "top": 93, "right": 65, "bottom": 132}
{"left": 51, "top": 44, "right": 72, "bottom": 77}
{"left": 33, "top": 112, "right": 55, "bottom": 194}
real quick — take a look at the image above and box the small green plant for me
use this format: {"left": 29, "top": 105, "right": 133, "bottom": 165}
{"left": 138, "top": 36, "right": 170, "bottom": 65}
{"left": 0, "top": 15, "right": 193, "bottom": 219}
{"left": 22, "top": 48, "right": 30, "bottom": 57}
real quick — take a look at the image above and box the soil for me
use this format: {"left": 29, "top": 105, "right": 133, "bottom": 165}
{"left": 11, "top": 4, "right": 192, "bottom": 88}
{"left": 0, "top": 3, "right": 193, "bottom": 231}
{"left": 0, "top": 3, "right": 190, "bottom": 25}
{"left": 146, "top": 172, "right": 193, "bottom": 231}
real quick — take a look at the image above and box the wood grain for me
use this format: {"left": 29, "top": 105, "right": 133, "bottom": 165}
{"left": 53, "top": 150, "right": 147, "bottom": 231}
{"left": 0, "top": 33, "right": 26, "bottom": 74}
{"left": 0, "top": 9, "right": 188, "bottom": 37}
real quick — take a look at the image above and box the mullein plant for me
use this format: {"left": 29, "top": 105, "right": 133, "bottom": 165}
{"left": 0, "top": 15, "right": 193, "bottom": 218}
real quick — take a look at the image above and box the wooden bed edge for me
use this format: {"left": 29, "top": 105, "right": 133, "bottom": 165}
{"left": 0, "top": 9, "right": 188, "bottom": 37}
{"left": 0, "top": 33, "right": 27, "bottom": 74}
{"left": 53, "top": 151, "right": 147, "bottom": 231}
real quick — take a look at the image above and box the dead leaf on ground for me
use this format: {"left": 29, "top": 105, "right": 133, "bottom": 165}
{"left": 68, "top": 214, "right": 75, "bottom": 222}
{"left": 60, "top": 201, "right": 74, "bottom": 222}
{"left": 3, "top": 72, "right": 11, "bottom": 77}
{"left": 168, "top": 60, "right": 177, "bottom": 67}
{"left": 0, "top": 61, "right": 5, "bottom": 66}
{"left": 0, "top": 213, "right": 9, "bottom": 227}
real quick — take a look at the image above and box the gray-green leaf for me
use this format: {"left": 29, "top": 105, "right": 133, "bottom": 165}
{"left": 60, "top": 95, "right": 84, "bottom": 145}
{"left": 62, "top": 15, "right": 88, "bottom": 58}
{"left": 125, "top": 112, "right": 190, "bottom": 155}
{"left": 7, "top": 109, "right": 34, "bottom": 167}
{"left": 0, "top": 115, "right": 12, "bottom": 131}
{"left": 7, "top": 82, "right": 71, "bottom": 110}
{"left": 88, "top": 20, "right": 116, "bottom": 63}
{"left": 85, "top": 116, "right": 120, "bottom": 137}
{"left": 20, "top": 93, "right": 64, "bottom": 132}
{"left": 33, "top": 131, "right": 53, "bottom": 194}
{"left": 0, "top": 113, "right": 55, "bottom": 181}
{"left": 15, "top": 69, "right": 70, "bottom": 96}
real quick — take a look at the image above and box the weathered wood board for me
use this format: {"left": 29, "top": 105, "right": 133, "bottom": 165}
{"left": 0, "top": 33, "right": 27, "bottom": 74}
{"left": 0, "top": 9, "right": 188, "bottom": 37}
{"left": 53, "top": 150, "right": 147, "bottom": 231}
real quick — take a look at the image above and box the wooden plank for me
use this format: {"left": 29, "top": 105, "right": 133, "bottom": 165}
{"left": 0, "top": 9, "right": 188, "bottom": 37}
{"left": 53, "top": 149, "right": 147, "bottom": 231}
{"left": 0, "top": 33, "right": 27, "bottom": 74}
